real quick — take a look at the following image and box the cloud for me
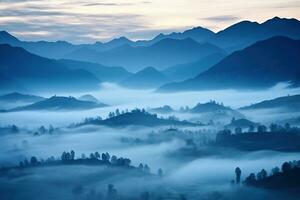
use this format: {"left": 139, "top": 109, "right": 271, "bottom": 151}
{"left": 202, "top": 15, "right": 241, "bottom": 22}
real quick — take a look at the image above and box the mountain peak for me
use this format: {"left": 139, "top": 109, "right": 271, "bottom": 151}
{"left": 0, "top": 31, "right": 20, "bottom": 44}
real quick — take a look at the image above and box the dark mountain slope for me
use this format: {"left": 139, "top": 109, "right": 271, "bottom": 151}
{"left": 0, "top": 44, "right": 100, "bottom": 92}
{"left": 240, "top": 94, "right": 300, "bottom": 111}
{"left": 159, "top": 36, "right": 300, "bottom": 91}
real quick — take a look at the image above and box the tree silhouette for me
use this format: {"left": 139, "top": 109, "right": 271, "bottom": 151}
{"left": 30, "top": 156, "right": 38, "bottom": 166}
{"left": 282, "top": 162, "right": 292, "bottom": 173}
{"left": 235, "top": 167, "right": 241, "bottom": 184}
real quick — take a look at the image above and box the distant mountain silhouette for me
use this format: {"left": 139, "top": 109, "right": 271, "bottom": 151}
{"left": 0, "top": 92, "right": 45, "bottom": 103}
{"left": 8, "top": 96, "right": 107, "bottom": 112}
{"left": 58, "top": 59, "right": 132, "bottom": 82}
{"left": 76, "top": 109, "right": 198, "bottom": 127}
{"left": 159, "top": 36, "right": 300, "bottom": 91}
{"left": 210, "top": 17, "right": 300, "bottom": 52}
{"left": 65, "top": 38, "right": 224, "bottom": 72}
{"left": 162, "top": 52, "right": 226, "bottom": 82}
{"left": 240, "top": 94, "right": 300, "bottom": 111}
{"left": 78, "top": 94, "right": 99, "bottom": 103}
{"left": 120, "top": 67, "right": 170, "bottom": 89}
{"left": 1, "top": 17, "right": 299, "bottom": 59}
{"left": 0, "top": 44, "right": 100, "bottom": 93}
{"left": 149, "top": 105, "right": 174, "bottom": 114}
{"left": 136, "top": 27, "right": 214, "bottom": 45}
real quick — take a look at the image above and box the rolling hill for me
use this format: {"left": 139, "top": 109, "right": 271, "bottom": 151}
{"left": 7, "top": 96, "right": 107, "bottom": 112}
{"left": 240, "top": 94, "right": 300, "bottom": 111}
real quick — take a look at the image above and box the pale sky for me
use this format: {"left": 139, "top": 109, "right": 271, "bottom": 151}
{"left": 0, "top": 0, "right": 300, "bottom": 43}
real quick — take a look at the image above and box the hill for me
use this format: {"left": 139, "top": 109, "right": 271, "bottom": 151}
{"left": 76, "top": 109, "right": 199, "bottom": 127}
{"left": 240, "top": 94, "right": 300, "bottom": 111}
{"left": 119, "top": 67, "right": 170, "bottom": 89}
{"left": 0, "top": 44, "right": 100, "bottom": 93}
{"left": 149, "top": 105, "right": 175, "bottom": 114}
{"left": 225, "top": 118, "right": 259, "bottom": 129}
{"left": 8, "top": 96, "right": 107, "bottom": 112}
{"left": 65, "top": 38, "right": 224, "bottom": 72}
{"left": 158, "top": 36, "right": 300, "bottom": 91}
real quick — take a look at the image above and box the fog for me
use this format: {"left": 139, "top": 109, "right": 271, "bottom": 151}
{"left": 1, "top": 83, "right": 300, "bottom": 199}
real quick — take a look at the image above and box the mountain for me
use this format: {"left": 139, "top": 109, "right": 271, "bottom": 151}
{"left": 65, "top": 38, "right": 224, "bottom": 72}
{"left": 76, "top": 109, "right": 198, "bottom": 127}
{"left": 0, "top": 44, "right": 100, "bottom": 93}
{"left": 136, "top": 27, "right": 215, "bottom": 45}
{"left": 162, "top": 52, "right": 226, "bottom": 82}
{"left": 119, "top": 67, "right": 170, "bottom": 89}
{"left": 0, "top": 92, "right": 45, "bottom": 103}
{"left": 58, "top": 59, "right": 132, "bottom": 82}
{"left": 7, "top": 96, "right": 107, "bottom": 112}
{"left": 210, "top": 17, "right": 300, "bottom": 52}
{"left": 183, "top": 101, "right": 244, "bottom": 124}
{"left": 240, "top": 94, "right": 300, "bottom": 111}
{"left": 158, "top": 36, "right": 300, "bottom": 91}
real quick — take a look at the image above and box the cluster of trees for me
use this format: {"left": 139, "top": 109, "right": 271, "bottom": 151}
{"left": 244, "top": 160, "right": 300, "bottom": 187}
{"left": 0, "top": 125, "right": 19, "bottom": 135}
{"left": 0, "top": 150, "right": 164, "bottom": 177}
{"left": 33, "top": 125, "right": 56, "bottom": 136}
{"left": 227, "top": 122, "right": 296, "bottom": 135}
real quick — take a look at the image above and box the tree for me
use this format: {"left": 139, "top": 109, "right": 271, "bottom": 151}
{"left": 115, "top": 109, "right": 120, "bottom": 116}
{"left": 260, "top": 169, "right": 267, "bottom": 179}
{"left": 235, "top": 167, "right": 241, "bottom": 184}
{"left": 284, "top": 123, "right": 291, "bottom": 131}
{"left": 282, "top": 162, "right": 292, "bottom": 173}
{"left": 271, "top": 167, "right": 280, "bottom": 175}
{"left": 48, "top": 125, "right": 54, "bottom": 134}
{"left": 235, "top": 127, "right": 242, "bottom": 134}
{"left": 102, "top": 153, "right": 108, "bottom": 162}
{"left": 89, "top": 153, "right": 96, "bottom": 159}
{"left": 38, "top": 126, "right": 47, "bottom": 134}
{"left": 257, "top": 125, "right": 267, "bottom": 133}
{"left": 11, "top": 125, "right": 19, "bottom": 133}
{"left": 269, "top": 123, "right": 278, "bottom": 132}
{"left": 248, "top": 125, "right": 255, "bottom": 132}
{"left": 245, "top": 173, "right": 256, "bottom": 185}
{"left": 95, "top": 152, "right": 100, "bottom": 159}
{"left": 70, "top": 150, "right": 75, "bottom": 160}
{"left": 107, "top": 184, "right": 117, "bottom": 199}
{"left": 30, "top": 156, "right": 38, "bottom": 166}
{"left": 144, "top": 164, "right": 150, "bottom": 173}
{"left": 138, "top": 163, "right": 144, "bottom": 171}
{"left": 111, "top": 155, "right": 117, "bottom": 164}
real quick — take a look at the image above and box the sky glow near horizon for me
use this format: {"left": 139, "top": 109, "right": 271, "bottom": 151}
{"left": 0, "top": 0, "right": 299, "bottom": 43}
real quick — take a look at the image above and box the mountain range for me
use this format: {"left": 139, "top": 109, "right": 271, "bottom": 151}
{"left": 1, "top": 17, "right": 300, "bottom": 92}
{"left": 159, "top": 36, "right": 300, "bottom": 91}
{"left": 64, "top": 38, "right": 224, "bottom": 72}
{"left": 0, "top": 44, "right": 100, "bottom": 93}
